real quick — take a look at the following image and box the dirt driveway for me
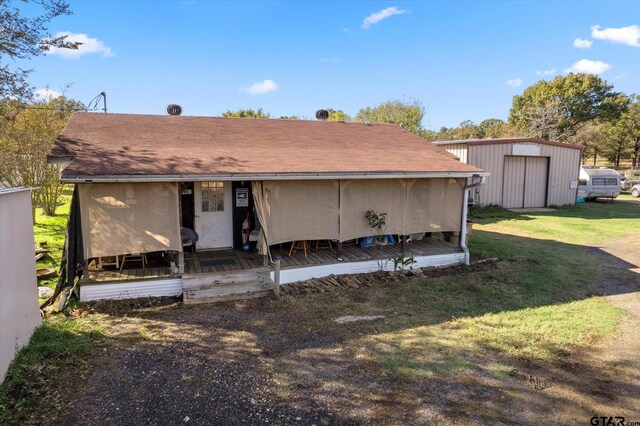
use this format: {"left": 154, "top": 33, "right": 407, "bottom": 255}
{"left": 31, "top": 201, "right": 640, "bottom": 425}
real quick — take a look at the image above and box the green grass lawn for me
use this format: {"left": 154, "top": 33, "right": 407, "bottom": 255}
{"left": 34, "top": 186, "right": 72, "bottom": 289}
{"left": 334, "top": 199, "right": 634, "bottom": 379}
{"left": 470, "top": 197, "right": 639, "bottom": 245}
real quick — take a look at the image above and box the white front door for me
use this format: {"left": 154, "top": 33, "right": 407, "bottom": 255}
{"left": 194, "top": 181, "right": 233, "bottom": 249}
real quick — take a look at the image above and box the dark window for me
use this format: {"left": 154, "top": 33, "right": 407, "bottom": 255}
{"left": 605, "top": 178, "right": 618, "bottom": 185}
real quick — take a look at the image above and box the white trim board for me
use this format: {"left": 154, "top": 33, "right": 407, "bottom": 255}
{"left": 80, "top": 278, "right": 183, "bottom": 302}
{"left": 273, "top": 252, "right": 465, "bottom": 285}
{"left": 61, "top": 171, "right": 489, "bottom": 183}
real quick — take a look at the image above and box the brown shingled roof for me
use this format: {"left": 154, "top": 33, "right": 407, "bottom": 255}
{"left": 51, "top": 112, "right": 485, "bottom": 181}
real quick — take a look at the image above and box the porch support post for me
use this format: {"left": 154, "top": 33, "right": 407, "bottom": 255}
{"left": 273, "top": 259, "right": 281, "bottom": 296}
{"left": 263, "top": 254, "right": 269, "bottom": 267}
{"left": 460, "top": 183, "right": 471, "bottom": 266}
{"left": 337, "top": 241, "right": 343, "bottom": 261}
{"left": 400, "top": 235, "right": 405, "bottom": 253}
{"left": 81, "top": 259, "right": 89, "bottom": 283}
{"left": 178, "top": 250, "right": 185, "bottom": 274}
{"left": 459, "top": 175, "right": 486, "bottom": 266}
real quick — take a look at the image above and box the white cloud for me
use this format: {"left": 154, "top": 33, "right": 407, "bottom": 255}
{"left": 46, "top": 32, "right": 115, "bottom": 58}
{"left": 564, "top": 59, "right": 611, "bottom": 74}
{"left": 319, "top": 57, "right": 338, "bottom": 63}
{"left": 33, "top": 88, "right": 62, "bottom": 101}
{"left": 506, "top": 79, "right": 523, "bottom": 88}
{"left": 573, "top": 38, "right": 593, "bottom": 48}
{"left": 361, "top": 6, "right": 406, "bottom": 29}
{"left": 536, "top": 68, "right": 557, "bottom": 76}
{"left": 241, "top": 79, "right": 278, "bottom": 95}
{"left": 591, "top": 25, "right": 640, "bottom": 47}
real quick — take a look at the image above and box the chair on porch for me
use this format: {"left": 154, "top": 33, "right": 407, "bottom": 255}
{"left": 289, "top": 240, "right": 309, "bottom": 257}
{"left": 181, "top": 227, "right": 199, "bottom": 253}
{"left": 120, "top": 252, "right": 147, "bottom": 273}
{"left": 314, "top": 240, "right": 334, "bottom": 253}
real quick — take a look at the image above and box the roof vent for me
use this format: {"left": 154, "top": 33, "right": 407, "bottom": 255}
{"left": 315, "top": 109, "right": 329, "bottom": 121}
{"left": 167, "top": 104, "right": 182, "bottom": 116}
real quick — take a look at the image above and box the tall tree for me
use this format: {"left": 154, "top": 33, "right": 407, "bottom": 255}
{"left": 570, "top": 122, "right": 605, "bottom": 165}
{"left": 524, "top": 99, "right": 567, "bottom": 141}
{"left": 601, "top": 119, "right": 632, "bottom": 168}
{"left": 508, "top": 73, "right": 626, "bottom": 140}
{"left": 450, "top": 120, "right": 482, "bottom": 140}
{"left": 0, "top": 0, "right": 79, "bottom": 101}
{"left": 355, "top": 99, "right": 425, "bottom": 134}
{"left": 616, "top": 95, "right": 640, "bottom": 169}
{"left": 326, "top": 108, "right": 350, "bottom": 122}
{"left": 479, "top": 118, "right": 520, "bottom": 139}
{"left": 222, "top": 108, "right": 270, "bottom": 119}
{"left": 0, "top": 95, "right": 85, "bottom": 219}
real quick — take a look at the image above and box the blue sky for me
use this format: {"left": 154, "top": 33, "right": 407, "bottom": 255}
{"left": 21, "top": 0, "right": 640, "bottom": 129}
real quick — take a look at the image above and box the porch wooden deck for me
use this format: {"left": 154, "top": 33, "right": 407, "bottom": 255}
{"left": 84, "top": 237, "right": 460, "bottom": 284}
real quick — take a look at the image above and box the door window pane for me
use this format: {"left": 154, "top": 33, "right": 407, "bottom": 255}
{"left": 202, "top": 182, "right": 224, "bottom": 212}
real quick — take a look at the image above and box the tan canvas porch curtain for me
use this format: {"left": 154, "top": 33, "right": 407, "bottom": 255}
{"left": 405, "top": 178, "right": 464, "bottom": 234}
{"left": 78, "top": 183, "right": 182, "bottom": 258}
{"left": 252, "top": 180, "right": 340, "bottom": 254}
{"left": 252, "top": 178, "right": 465, "bottom": 254}
{"left": 339, "top": 179, "right": 406, "bottom": 241}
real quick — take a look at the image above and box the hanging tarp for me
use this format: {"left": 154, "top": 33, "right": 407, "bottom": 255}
{"left": 252, "top": 181, "right": 269, "bottom": 254}
{"left": 405, "top": 178, "right": 464, "bottom": 234}
{"left": 267, "top": 180, "right": 340, "bottom": 245}
{"left": 339, "top": 179, "right": 406, "bottom": 241}
{"left": 41, "top": 184, "right": 84, "bottom": 309}
{"left": 78, "top": 183, "right": 182, "bottom": 258}
{"left": 252, "top": 180, "right": 340, "bottom": 254}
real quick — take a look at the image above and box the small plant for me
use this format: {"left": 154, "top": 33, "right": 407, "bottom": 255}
{"left": 365, "top": 209, "right": 387, "bottom": 232}
{"left": 393, "top": 252, "right": 417, "bottom": 272}
{"left": 365, "top": 209, "right": 388, "bottom": 247}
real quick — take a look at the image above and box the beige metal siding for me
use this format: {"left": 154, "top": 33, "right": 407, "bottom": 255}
{"left": 469, "top": 143, "right": 507, "bottom": 205}
{"left": 545, "top": 146, "right": 581, "bottom": 205}
{"left": 437, "top": 143, "right": 468, "bottom": 163}
{"left": 469, "top": 142, "right": 580, "bottom": 206}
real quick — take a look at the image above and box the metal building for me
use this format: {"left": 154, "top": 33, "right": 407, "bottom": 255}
{"left": 432, "top": 138, "right": 582, "bottom": 208}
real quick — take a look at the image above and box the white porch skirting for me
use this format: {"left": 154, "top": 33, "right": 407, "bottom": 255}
{"left": 80, "top": 278, "right": 183, "bottom": 302}
{"left": 79, "top": 252, "right": 464, "bottom": 301}
{"left": 273, "top": 252, "right": 465, "bottom": 285}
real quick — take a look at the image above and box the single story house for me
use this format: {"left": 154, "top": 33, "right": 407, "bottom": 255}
{"left": 432, "top": 138, "right": 582, "bottom": 208}
{"left": 49, "top": 112, "right": 488, "bottom": 302}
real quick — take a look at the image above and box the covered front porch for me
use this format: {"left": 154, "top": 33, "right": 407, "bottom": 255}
{"left": 84, "top": 236, "right": 463, "bottom": 284}
{"left": 79, "top": 236, "right": 466, "bottom": 302}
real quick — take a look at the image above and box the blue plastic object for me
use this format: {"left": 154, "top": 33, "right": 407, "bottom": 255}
{"left": 360, "top": 236, "right": 374, "bottom": 248}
